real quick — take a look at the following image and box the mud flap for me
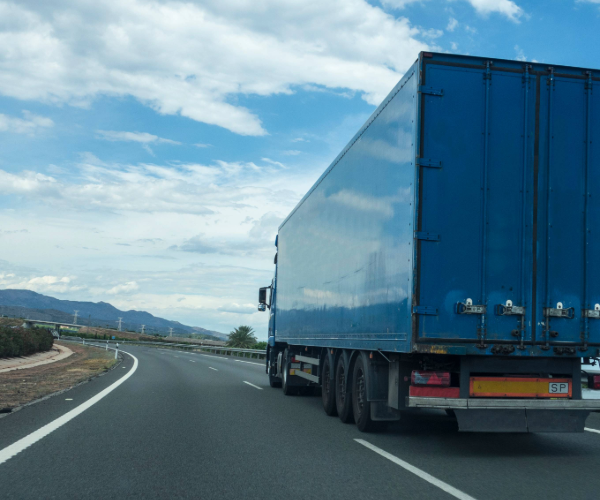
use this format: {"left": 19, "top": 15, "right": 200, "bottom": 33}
{"left": 370, "top": 401, "right": 401, "bottom": 421}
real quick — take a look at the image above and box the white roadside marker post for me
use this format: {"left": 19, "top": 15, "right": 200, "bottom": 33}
{"left": 115, "top": 343, "right": 119, "bottom": 360}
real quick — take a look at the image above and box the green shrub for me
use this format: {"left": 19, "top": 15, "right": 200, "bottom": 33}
{"left": 0, "top": 326, "right": 54, "bottom": 358}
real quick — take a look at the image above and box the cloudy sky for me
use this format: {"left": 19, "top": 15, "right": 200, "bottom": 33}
{"left": 0, "top": 0, "right": 599, "bottom": 337}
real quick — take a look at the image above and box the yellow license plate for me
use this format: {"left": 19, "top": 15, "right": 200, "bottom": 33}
{"left": 470, "top": 377, "right": 571, "bottom": 398}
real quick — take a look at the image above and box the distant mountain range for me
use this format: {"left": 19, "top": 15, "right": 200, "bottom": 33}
{"left": 0, "top": 289, "right": 227, "bottom": 340}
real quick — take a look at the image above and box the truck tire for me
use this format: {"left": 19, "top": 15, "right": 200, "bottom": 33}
{"left": 281, "top": 349, "right": 296, "bottom": 395}
{"left": 352, "top": 355, "right": 375, "bottom": 432}
{"left": 335, "top": 355, "right": 354, "bottom": 423}
{"left": 321, "top": 355, "right": 337, "bottom": 416}
{"left": 268, "top": 349, "right": 282, "bottom": 388}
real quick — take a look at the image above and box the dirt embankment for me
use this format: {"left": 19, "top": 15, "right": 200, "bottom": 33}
{"left": 0, "top": 341, "right": 117, "bottom": 412}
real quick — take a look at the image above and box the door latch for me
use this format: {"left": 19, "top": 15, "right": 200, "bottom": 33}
{"left": 544, "top": 302, "right": 575, "bottom": 319}
{"left": 495, "top": 300, "right": 525, "bottom": 316}
{"left": 456, "top": 298, "right": 486, "bottom": 315}
{"left": 583, "top": 304, "right": 600, "bottom": 319}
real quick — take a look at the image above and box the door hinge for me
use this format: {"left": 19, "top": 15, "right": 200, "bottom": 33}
{"left": 419, "top": 86, "right": 443, "bottom": 96}
{"left": 416, "top": 158, "right": 442, "bottom": 168}
{"left": 414, "top": 231, "right": 440, "bottom": 241}
{"left": 585, "top": 71, "right": 593, "bottom": 90}
{"left": 413, "top": 306, "right": 438, "bottom": 315}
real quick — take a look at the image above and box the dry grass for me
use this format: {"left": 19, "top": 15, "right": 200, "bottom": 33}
{"left": 0, "top": 342, "right": 117, "bottom": 411}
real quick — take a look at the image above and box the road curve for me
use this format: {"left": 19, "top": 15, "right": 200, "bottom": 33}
{"left": 1, "top": 345, "right": 600, "bottom": 499}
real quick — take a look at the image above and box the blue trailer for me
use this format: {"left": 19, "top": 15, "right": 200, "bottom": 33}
{"left": 258, "top": 52, "right": 600, "bottom": 432}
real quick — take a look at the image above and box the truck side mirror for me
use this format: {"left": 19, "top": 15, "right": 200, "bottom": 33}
{"left": 258, "top": 287, "right": 269, "bottom": 311}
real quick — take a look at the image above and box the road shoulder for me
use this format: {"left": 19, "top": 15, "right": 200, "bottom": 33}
{"left": 0, "top": 342, "right": 118, "bottom": 414}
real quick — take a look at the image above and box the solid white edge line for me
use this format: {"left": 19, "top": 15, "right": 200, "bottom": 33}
{"left": 235, "top": 360, "right": 263, "bottom": 366}
{"left": 355, "top": 439, "right": 477, "bottom": 500}
{"left": 209, "top": 367, "right": 218, "bottom": 371}
{"left": 243, "top": 381, "right": 263, "bottom": 390}
{"left": 0, "top": 350, "right": 139, "bottom": 466}
{"left": 585, "top": 427, "right": 600, "bottom": 434}
{"left": 199, "top": 354, "right": 228, "bottom": 360}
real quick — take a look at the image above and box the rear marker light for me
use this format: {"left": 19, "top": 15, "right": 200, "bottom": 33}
{"left": 589, "top": 375, "right": 600, "bottom": 390}
{"left": 411, "top": 370, "right": 450, "bottom": 387}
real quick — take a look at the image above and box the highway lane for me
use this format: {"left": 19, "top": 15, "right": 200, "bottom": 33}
{"left": 1, "top": 345, "right": 600, "bottom": 499}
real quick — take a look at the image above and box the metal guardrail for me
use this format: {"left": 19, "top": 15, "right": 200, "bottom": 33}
{"left": 59, "top": 336, "right": 267, "bottom": 360}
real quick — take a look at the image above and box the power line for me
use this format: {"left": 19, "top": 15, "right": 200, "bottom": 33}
{"left": 116, "top": 317, "right": 123, "bottom": 331}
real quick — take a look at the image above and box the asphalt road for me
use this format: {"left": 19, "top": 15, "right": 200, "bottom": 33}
{"left": 1, "top": 344, "right": 600, "bottom": 500}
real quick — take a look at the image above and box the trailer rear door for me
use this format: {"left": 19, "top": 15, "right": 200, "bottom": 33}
{"left": 416, "top": 60, "right": 536, "bottom": 345}
{"left": 535, "top": 71, "right": 600, "bottom": 348}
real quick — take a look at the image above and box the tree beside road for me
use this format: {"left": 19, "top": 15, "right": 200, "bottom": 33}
{"left": 226, "top": 326, "right": 257, "bottom": 348}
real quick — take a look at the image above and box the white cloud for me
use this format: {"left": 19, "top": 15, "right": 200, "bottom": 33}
{"left": 107, "top": 281, "right": 139, "bottom": 295}
{"left": 447, "top": 17, "right": 459, "bottom": 31}
{"left": 283, "top": 150, "right": 301, "bottom": 156}
{"left": 96, "top": 130, "right": 180, "bottom": 145}
{"left": 465, "top": 0, "right": 524, "bottom": 21}
{"left": 1, "top": 273, "right": 83, "bottom": 294}
{"left": 0, "top": 0, "right": 430, "bottom": 136}
{"left": 450, "top": 42, "right": 458, "bottom": 51}
{"left": 380, "top": 0, "right": 426, "bottom": 8}
{"left": 420, "top": 28, "right": 444, "bottom": 39}
{"left": 0, "top": 155, "right": 310, "bottom": 216}
{"left": 514, "top": 45, "right": 527, "bottom": 61}
{"left": 217, "top": 303, "right": 258, "bottom": 315}
{"left": 194, "top": 143, "right": 212, "bottom": 148}
{"left": 0, "top": 110, "right": 53, "bottom": 134}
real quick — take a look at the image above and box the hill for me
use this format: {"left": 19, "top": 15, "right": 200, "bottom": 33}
{"left": 0, "top": 289, "right": 226, "bottom": 339}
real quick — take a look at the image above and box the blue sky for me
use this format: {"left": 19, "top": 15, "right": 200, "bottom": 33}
{"left": 0, "top": 0, "right": 599, "bottom": 337}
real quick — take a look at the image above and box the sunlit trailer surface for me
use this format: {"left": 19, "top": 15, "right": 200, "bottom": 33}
{"left": 259, "top": 52, "right": 600, "bottom": 432}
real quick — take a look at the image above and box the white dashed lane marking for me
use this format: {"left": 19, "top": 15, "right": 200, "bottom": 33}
{"left": 355, "top": 439, "right": 477, "bottom": 500}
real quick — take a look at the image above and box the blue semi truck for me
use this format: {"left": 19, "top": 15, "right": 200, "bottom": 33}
{"left": 258, "top": 52, "right": 600, "bottom": 432}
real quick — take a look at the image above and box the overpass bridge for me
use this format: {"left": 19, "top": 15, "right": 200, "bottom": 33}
{"left": 22, "top": 319, "right": 83, "bottom": 331}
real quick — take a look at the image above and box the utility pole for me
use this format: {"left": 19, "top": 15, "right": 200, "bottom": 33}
{"left": 116, "top": 317, "right": 123, "bottom": 331}
{"left": 169, "top": 327, "right": 173, "bottom": 337}
{"left": 140, "top": 325, "right": 145, "bottom": 335}
{"left": 73, "top": 310, "right": 79, "bottom": 325}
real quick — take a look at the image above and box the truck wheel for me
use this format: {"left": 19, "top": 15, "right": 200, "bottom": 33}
{"left": 352, "top": 355, "right": 375, "bottom": 432}
{"left": 281, "top": 349, "right": 296, "bottom": 395}
{"left": 335, "top": 355, "right": 354, "bottom": 423}
{"left": 321, "top": 355, "right": 337, "bottom": 416}
{"left": 268, "top": 350, "right": 281, "bottom": 388}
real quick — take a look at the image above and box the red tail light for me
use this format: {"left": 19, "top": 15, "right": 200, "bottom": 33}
{"left": 411, "top": 370, "right": 450, "bottom": 387}
{"left": 589, "top": 374, "right": 600, "bottom": 390}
